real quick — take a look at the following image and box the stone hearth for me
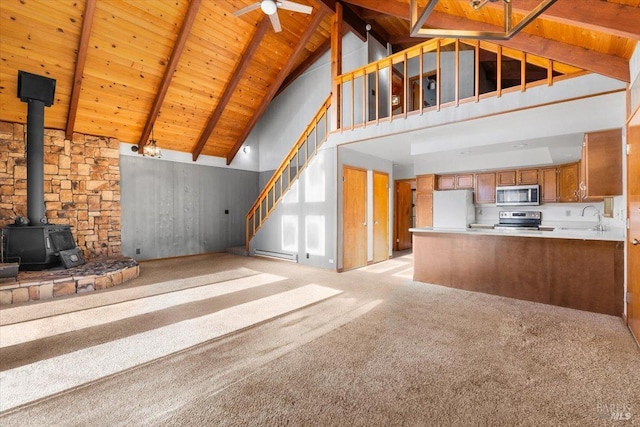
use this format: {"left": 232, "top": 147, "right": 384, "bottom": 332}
{"left": 0, "top": 257, "right": 138, "bottom": 306}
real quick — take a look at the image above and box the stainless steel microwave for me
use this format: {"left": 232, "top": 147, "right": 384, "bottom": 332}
{"left": 496, "top": 185, "right": 540, "bottom": 206}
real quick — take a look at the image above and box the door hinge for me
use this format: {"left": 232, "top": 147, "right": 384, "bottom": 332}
{"left": 627, "top": 218, "right": 631, "bottom": 229}
{"left": 627, "top": 144, "right": 631, "bottom": 155}
{"left": 626, "top": 292, "right": 632, "bottom": 304}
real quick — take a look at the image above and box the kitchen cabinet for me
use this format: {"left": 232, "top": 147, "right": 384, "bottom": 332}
{"left": 456, "top": 174, "right": 474, "bottom": 189}
{"left": 436, "top": 175, "right": 456, "bottom": 190}
{"left": 497, "top": 171, "right": 516, "bottom": 186}
{"left": 540, "top": 167, "right": 558, "bottom": 202}
{"left": 518, "top": 169, "right": 539, "bottom": 185}
{"left": 558, "top": 162, "right": 580, "bottom": 202}
{"left": 416, "top": 174, "right": 435, "bottom": 227}
{"left": 580, "top": 129, "right": 623, "bottom": 201}
{"left": 475, "top": 172, "right": 496, "bottom": 204}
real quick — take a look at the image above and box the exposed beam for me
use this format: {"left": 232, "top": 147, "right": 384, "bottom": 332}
{"left": 192, "top": 18, "right": 271, "bottom": 161}
{"left": 486, "top": 0, "right": 640, "bottom": 40}
{"left": 276, "top": 37, "right": 332, "bottom": 98}
{"left": 316, "top": 0, "right": 386, "bottom": 44}
{"left": 137, "top": 0, "right": 201, "bottom": 151}
{"left": 341, "top": 0, "right": 408, "bottom": 19}
{"left": 425, "top": 11, "right": 630, "bottom": 82}
{"left": 226, "top": 9, "right": 328, "bottom": 165}
{"left": 65, "top": 0, "right": 96, "bottom": 141}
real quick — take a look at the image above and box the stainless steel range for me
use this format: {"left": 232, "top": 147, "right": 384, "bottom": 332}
{"left": 494, "top": 211, "right": 542, "bottom": 230}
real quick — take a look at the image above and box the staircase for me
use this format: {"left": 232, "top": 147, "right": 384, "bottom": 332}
{"left": 245, "top": 95, "right": 332, "bottom": 250}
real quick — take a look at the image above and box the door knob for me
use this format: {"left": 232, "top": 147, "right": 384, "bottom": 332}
{"left": 633, "top": 239, "right": 639, "bottom": 246}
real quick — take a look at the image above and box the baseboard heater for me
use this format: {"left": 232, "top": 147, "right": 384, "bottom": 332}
{"left": 253, "top": 249, "right": 297, "bottom": 262}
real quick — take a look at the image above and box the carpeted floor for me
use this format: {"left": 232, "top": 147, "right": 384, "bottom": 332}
{"left": 1, "top": 252, "right": 638, "bottom": 426}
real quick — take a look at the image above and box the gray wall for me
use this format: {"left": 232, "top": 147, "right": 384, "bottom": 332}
{"left": 249, "top": 146, "right": 338, "bottom": 270}
{"left": 120, "top": 155, "right": 258, "bottom": 260}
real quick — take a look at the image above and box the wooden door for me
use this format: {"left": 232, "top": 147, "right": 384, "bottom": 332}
{"left": 343, "top": 166, "right": 367, "bottom": 271}
{"left": 394, "top": 180, "right": 413, "bottom": 251}
{"left": 627, "top": 124, "right": 640, "bottom": 343}
{"left": 373, "top": 172, "right": 389, "bottom": 263}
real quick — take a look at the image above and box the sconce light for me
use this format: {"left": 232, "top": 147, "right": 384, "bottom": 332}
{"left": 427, "top": 79, "right": 436, "bottom": 90}
{"left": 391, "top": 95, "right": 400, "bottom": 106}
{"left": 243, "top": 145, "right": 251, "bottom": 154}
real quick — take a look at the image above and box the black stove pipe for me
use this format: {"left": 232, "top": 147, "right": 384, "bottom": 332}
{"left": 17, "top": 70, "right": 56, "bottom": 226}
{"left": 26, "top": 99, "right": 46, "bottom": 225}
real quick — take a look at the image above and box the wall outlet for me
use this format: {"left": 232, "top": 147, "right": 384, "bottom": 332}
{"left": 565, "top": 210, "right": 571, "bottom": 217}
{"left": 135, "top": 248, "right": 140, "bottom": 254}
{"left": 329, "top": 259, "right": 334, "bottom": 264}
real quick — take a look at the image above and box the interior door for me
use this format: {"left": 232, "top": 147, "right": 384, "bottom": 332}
{"left": 373, "top": 171, "right": 389, "bottom": 263}
{"left": 343, "top": 166, "right": 367, "bottom": 271}
{"left": 627, "top": 123, "right": 640, "bottom": 343}
{"left": 394, "top": 180, "right": 413, "bottom": 251}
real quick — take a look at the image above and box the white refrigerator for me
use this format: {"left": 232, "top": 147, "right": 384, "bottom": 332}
{"left": 432, "top": 189, "right": 476, "bottom": 229}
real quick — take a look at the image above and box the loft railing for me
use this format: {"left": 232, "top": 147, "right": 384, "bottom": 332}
{"left": 245, "top": 95, "right": 331, "bottom": 249}
{"left": 335, "top": 38, "right": 587, "bottom": 130}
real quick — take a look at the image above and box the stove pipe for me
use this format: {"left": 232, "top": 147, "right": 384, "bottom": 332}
{"left": 17, "top": 70, "right": 56, "bottom": 225}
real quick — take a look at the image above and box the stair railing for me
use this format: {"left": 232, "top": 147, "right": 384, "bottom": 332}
{"left": 246, "top": 95, "right": 331, "bottom": 250}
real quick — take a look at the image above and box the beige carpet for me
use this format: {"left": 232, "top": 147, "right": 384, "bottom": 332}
{"left": 1, "top": 252, "right": 638, "bottom": 426}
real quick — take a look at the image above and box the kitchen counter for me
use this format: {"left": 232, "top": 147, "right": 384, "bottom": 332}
{"left": 409, "top": 225, "right": 624, "bottom": 242}
{"left": 411, "top": 226, "right": 624, "bottom": 316}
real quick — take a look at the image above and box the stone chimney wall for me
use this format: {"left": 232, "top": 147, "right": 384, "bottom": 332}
{"left": 0, "top": 121, "right": 121, "bottom": 259}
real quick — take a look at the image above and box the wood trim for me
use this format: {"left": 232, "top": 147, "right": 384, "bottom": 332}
{"left": 227, "top": 9, "right": 328, "bottom": 164}
{"left": 65, "top": 0, "right": 97, "bottom": 141}
{"left": 138, "top": 0, "right": 201, "bottom": 151}
{"left": 331, "top": 3, "right": 343, "bottom": 132}
{"left": 192, "top": 17, "right": 270, "bottom": 161}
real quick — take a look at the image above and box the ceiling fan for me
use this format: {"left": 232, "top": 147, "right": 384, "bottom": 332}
{"left": 233, "top": 0, "right": 313, "bottom": 33}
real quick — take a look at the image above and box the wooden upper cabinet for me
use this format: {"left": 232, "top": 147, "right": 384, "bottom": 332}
{"left": 518, "top": 169, "right": 539, "bottom": 185}
{"left": 456, "top": 174, "right": 474, "bottom": 189}
{"left": 475, "top": 172, "right": 496, "bottom": 204}
{"left": 497, "top": 171, "right": 516, "bottom": 186}
{"left": 417, "top": 174, "right": 435, "bottom": 193}
{"left": 540, "top": 167, "right": 558, "bottom": 202}
{"left": 416, "top": 174, "right": 435, "bottom": 228}
{"left": 581, "top": 129, "right": 623, "bottom": 201}
{"left": 437, "top": 175, "right": 456, "bottom": 190}
{"left": 558, "top": 162, "right": 580, "bottom": 202}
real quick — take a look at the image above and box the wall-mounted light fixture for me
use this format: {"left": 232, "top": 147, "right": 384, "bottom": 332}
{"left": 243, "top": 145, "right": 251, "bottom": 154}
{"left": 392, "top": 95, "right": 400, "bottom": 106}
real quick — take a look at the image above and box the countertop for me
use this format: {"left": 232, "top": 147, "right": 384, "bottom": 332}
{"left": 409, "top": 225, "right": 625, "bottom": 242}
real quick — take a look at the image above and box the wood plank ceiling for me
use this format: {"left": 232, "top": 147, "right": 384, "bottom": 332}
{"left": 0, "top": 0, "right": 638, "bottom": 164}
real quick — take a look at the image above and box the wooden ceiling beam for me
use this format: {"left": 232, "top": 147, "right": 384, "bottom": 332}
{"left": 486, "top": 0, "right": 640, "bottom": 40}
{"left": 340, "top": 0, "right": 408, "bottom": 19}
{"left": 226, "top": 9, "right": 328, "bottom": 165}
{"left": 425, "top": 11, "right": 630, "bottom": 82}
{"left": 192, "top": 17, "right": 271, "bottom": 161}
{"left": 65, "top": 0, "right": 96, "bottom": 141}
{"left": 137, "top": 0, "right": 201, "bottom": 151}
{"left": 276, "top": 37, "right": 332, "bottom": 98}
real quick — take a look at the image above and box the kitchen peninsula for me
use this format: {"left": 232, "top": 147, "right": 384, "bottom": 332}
{"left": 411, "top": 227, "right": 624, "bottom": 316}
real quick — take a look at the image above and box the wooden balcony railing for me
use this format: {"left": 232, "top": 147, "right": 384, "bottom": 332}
{"left": 335, "top": 38, "right": 587, "bottom": 130}
{"left": 245, "top": 95, "right": 331, "bottom": 249}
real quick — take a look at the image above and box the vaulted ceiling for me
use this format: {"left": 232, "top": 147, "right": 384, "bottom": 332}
{"left": 0, "top": 0, "right": 638, "bottom": 164}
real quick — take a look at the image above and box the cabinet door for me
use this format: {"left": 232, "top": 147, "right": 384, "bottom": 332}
{"left": 518, "top": 169, "right": 539, "bottom": 185}
{"left": 437, "top": 175, "right": 456, "bottom": 190}
{"left": 558, "top": 162, "right": 580, "bottom": 202}
{"left": 582, "top": 129, "right": 622, "bottom": 201}
{"left": 415, "top": 192, "right": 433, "bottom": 227}
{"left": 475, "top": 173, "right": 496, "bottom": 204}
{"left": 456, "top": 174, "right": 474, "bottom": 189}
{"left": 540, "top": 168, "right": 558, "bottom": 202}
{"left": 416, "top": 174, "right": 435, "bottom": 193}
{"left": 497, "top": 171, "right": 516, "bottom": 186}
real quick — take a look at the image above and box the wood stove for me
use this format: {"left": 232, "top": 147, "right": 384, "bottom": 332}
{"left": 1, "top": 71, "right": 84, "bottom": 271}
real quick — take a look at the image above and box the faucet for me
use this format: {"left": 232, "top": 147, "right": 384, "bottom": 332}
{"left": 581, "top": 205, "right": 603, "bottom": 231}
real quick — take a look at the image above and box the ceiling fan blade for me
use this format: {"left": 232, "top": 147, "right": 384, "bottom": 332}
{"left": 269, "top": 10, "right": 282, "bottom": 32}
{"left": 233, "top": 2, "right": 261, "bottom": 16}
{"left": 277, "top": 1, "right": 312, "bottom": 14}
